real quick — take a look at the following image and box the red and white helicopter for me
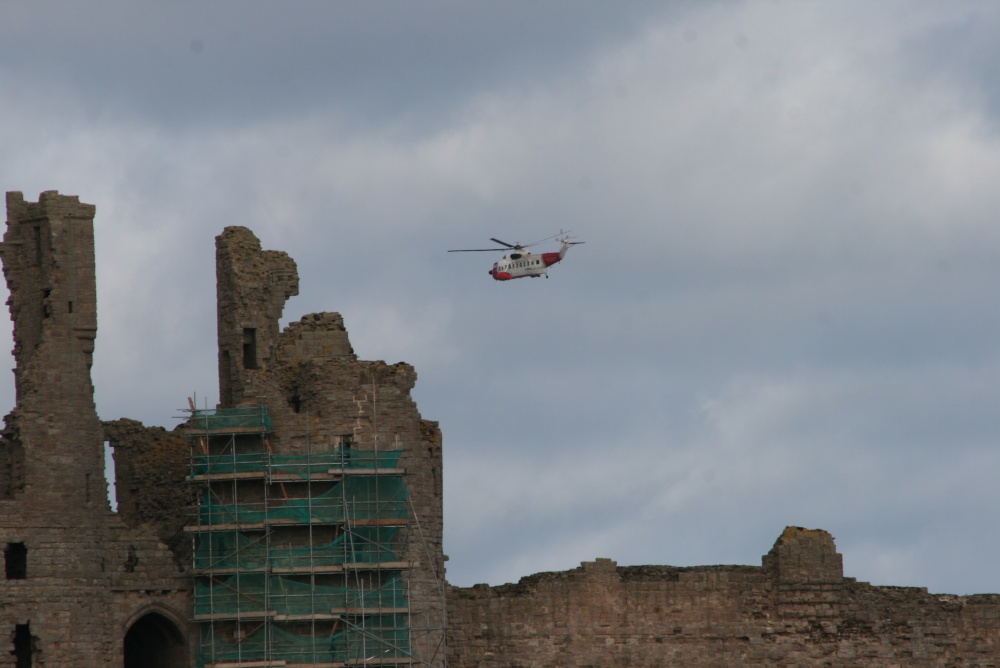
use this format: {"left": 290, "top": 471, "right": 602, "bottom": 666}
{"left": 449, "top": 232, "right": 584, "bottom": 281}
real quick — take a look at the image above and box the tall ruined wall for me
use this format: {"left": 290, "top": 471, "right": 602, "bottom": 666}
{"left": 0, "top": 191, "right": 190, "bottom": 667}
{"left": 213, "top": 226, "right": 447, "bottom": 665}
{"left": 215, "top": 226, "right": 300, "bottom": 408}
{"left": 447, "top": 526, "right": 1000, "bottom": 667}
{"left": 103, "top": 418, "right": 195, "bottom": 566}
{"left": 1, "top": 191, "right": 100, "bottom": 504}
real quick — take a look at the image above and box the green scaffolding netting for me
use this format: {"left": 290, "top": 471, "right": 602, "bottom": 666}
{"left": 189, "top": 406, "right": 272, "bottom": 432}
{"left": 191, "top": 449, "right": 404, "bottom": 478}
{"left": 198, "top": 615, "right": 409, "bottom": 665}
{"left": 195, "top": 526, "right": 400, "bottom": 571}
{"left": 199, "top": 477, "right": 408, "bottom": 526}
{"left": 195, "top": 574, "right": 407, "bottom": 617}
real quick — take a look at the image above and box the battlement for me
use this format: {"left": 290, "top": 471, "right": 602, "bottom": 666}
{"left": 447, "top": 526, "right": 1000, "bottom": 667}
{"left": 763, "top": 525, "right": 844, "bottom": 581}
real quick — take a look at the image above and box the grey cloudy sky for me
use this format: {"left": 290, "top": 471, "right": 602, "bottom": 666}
{"left": 2, "top": 1, "right": 999, "bottom": 595}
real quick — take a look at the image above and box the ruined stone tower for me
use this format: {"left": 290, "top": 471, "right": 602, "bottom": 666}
{"left": 185, "top": 226, "right": 446, "bottom": 666}
{"left": 0, "top": 191, "right": 190, "bottom": 667}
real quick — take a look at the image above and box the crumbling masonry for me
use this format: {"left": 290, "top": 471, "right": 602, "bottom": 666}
{"left": 189, "top": 226, "right": 447, "bottom": 666}
{"left": 1, "top": 191, "right": 998, "bottom": 667}
{"left": 0, "top": 192, "right": 189, "bottom": 667}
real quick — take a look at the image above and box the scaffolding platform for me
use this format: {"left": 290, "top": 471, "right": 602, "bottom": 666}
{"left": 191, "top": 469, "right": 405, "bottom": 483}
{"left": 206, "top": 659, "right": 406, "bottom": 668}
{"left": 185, "top": 405, "right": 421, "bottom": 667}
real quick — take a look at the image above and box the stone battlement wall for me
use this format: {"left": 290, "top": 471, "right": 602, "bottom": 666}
{"left": 447, "top": 527, "right": 1000, "bottom": 667}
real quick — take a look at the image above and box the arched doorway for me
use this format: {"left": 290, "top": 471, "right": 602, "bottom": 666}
{"left": 123, "top": 612, "right": 187, "bottom": 668}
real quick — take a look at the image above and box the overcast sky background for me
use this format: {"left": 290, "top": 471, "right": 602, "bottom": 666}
{"left": 2, "top": 1, "right": 999, "bottom": 595}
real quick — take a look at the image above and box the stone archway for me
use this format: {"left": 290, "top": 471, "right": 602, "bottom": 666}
{"left": 123, "top": 611, "right": 187, "bottom": 668}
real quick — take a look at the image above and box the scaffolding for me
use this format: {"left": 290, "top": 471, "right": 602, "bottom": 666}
{"left": 185, "top": 406, "right": 424, "bottom": 667}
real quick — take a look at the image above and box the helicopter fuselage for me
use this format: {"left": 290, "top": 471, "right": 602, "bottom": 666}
{"left": 489, "top": 249, "right": 563, "bottom": 280}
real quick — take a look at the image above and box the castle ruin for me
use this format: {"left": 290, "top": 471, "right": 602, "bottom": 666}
{"left": 0, "top": 192, "right": 189, "bottom": 666}
{"left": 0, "top": 191, "right": 997, "bottom": 667}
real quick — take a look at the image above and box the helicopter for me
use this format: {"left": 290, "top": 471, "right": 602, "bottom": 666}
{"left": 448, "top": 232, "right": 584, "bottom": 281}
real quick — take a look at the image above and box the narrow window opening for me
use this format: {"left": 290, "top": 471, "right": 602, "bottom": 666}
{"left": 67, "top": 301, "right": 74, "bottom": 314}
{"left": 242, "top": 328, "right": 258, "bottom": 369}
{"left": 85, "top": 473, "right": 91, "bottom": 504}
{"left": 340, "top": 434, "right": 353, "bottom": 465}
{"left": 5, "top": 543, "right": 27, "bottom": 580}
{"left": 13, "top": 623, "right": 32, "bottom": 668}
{"left": 104, "top": 441, "right": 118, "bottom": 512}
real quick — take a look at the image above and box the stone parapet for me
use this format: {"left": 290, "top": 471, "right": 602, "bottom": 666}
{"left": 447, "top": 527, "right": 1000, "bottom": 667}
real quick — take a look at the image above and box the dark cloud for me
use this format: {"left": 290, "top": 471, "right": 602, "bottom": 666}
{"left": 0, "top": 1, "right": 687, "bottom": 131}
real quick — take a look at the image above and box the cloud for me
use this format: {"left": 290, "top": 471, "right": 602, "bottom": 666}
{"left": 0, "top": 1, "right": 681, "bottom": 131}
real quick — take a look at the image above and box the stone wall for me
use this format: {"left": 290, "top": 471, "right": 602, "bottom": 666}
{"left": 0, "top": 192, "right": 190, "bottom": 667}
{"left": 103, "top": 418, "right": 195, "bottom": 566}
{"left": 447, "top": 526, "right": 1000, "bottom": 667}
{"left": 215, "top": 225, "right": 299, "bottom": 409}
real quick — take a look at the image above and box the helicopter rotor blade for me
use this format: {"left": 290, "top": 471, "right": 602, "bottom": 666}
{"left": 520, "top": 230, "right": 575, "bottom": 248}
{"left": 449, "top": 233, "right": 583, "bottom": 253}
{"left": 537, "top": 232, "right": 564, "bottom": 246}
